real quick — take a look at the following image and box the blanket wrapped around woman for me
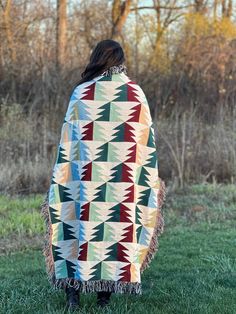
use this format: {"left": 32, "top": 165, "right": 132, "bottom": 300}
{"left": 41, "top": 66, "right": 166, "bottom": 295}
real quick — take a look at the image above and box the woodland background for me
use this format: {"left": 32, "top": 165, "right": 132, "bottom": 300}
{"left": 1, "top": 0, "right": 236, "bottom": 195}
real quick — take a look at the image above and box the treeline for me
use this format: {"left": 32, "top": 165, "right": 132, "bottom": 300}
{"left": 0, "top": 0, "right": 236, "bottom": 194}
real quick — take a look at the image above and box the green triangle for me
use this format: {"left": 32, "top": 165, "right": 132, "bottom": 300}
{"left": 96, "top": 103, "right": 111, "bottom": 121}
{"left": 98, "top": 75, "right": 112, "bottom": 81}
{"left": 93, "top": 122, "right": 106, "bottom": 141}
{"left": 147, "top": 127, "right": 156, "bottom": 148}
{"left": 91, "top": 223, "right": 104, "bottom": 241}
{"left": 111, "top": 123, "right": 125, "bottom": 142}
{"left": 138, "top": 188, "right": 151, "bottom": 206}
{"left": 49, "top": 206, "right": 61, "bottom": 224}
{"left": 52, "top": 245, "right": 63, "bottom": 261}
{"left": 92, "top": 162, "right": 104, "bottom": 181}
{"left": 138, "top": 166, "right": 150, "bottom": 186}
{"left": 106, "top": 184, "right": 117, "bottom": 202}
{"left": 109, "top": 163, "right": 122, "bottom": 182}
{"left": 90, "top": 262, "right": 102, "bottom": 280}
{"left": 89, "top": 203, "right": 103, "bottom": 222}
{"left": 112, "top": 73, "right": 125, "bottom": 82}
{"left": 50, "top": 185, "right": 61, "bottom": 204}
{"left": 95, "top": 82, "right": 108, "bottom": 101}
{"left": 55, "top": 260, "right": 68, "bottom": 278}
{"left": 145, "top": 149, "right": 157, "bottom": 167}
{"left": 108, "top": 142, "right": 120, "bottom": 162}
{"left": 104, "top": 243, "right": 117, "bottom": 261}
{"left": 55, "top": 222, "right": 64, "bottom": 241}
{"left": 93, "top": 183, "right": 107, "bottom": 202}
{"left": 103, "top": 223, "right": 116, "bottom": 241}
{"left": 57, "top": 146, "right": 68, "bottom": 163}
{"left": 94, "top": 143, "right": 109, "bottom": 161}
{"left": 107, "top": 203, "right": 120, "bottom": 222}
{"left": 114, "top": 84, "right": 127, "bottom": 101}
{"left": 101, "top": 262, "right": 113, "bottom": 280}
{"left": 88, "top": 242, "right": 100, "bottom": 261}
{"left": 110, "top": 103, "right": 123, "bottom": 122}
{"left": 58, "top": 184, "right": 73, "bottom": 202}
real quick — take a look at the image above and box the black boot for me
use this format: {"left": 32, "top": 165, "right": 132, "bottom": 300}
{"left": 97, "top": 291, "right": 112, "bottom": 307}
{"left": 65, "top": 286, "right": 80, "bottom": 310}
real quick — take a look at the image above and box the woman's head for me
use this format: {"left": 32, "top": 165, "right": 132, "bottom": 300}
{"left": 78, "top": 39, "right": 125, "bottom": 85}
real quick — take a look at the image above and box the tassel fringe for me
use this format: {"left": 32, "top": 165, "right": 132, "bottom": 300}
{"left": 52, "top": 277, "right": 141, "bottom": 294}
{"left": 140, "top": 177, "right": 166, "bottom": 273}
{"left": 40, "top": 190, "right": 56, "bottom": 285}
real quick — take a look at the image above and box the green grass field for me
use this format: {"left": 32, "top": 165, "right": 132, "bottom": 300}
{"left": 0, "top": 184, "right": 236, "bottom": 314}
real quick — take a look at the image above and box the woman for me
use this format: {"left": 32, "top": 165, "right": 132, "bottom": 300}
{"left": 41, "top": 39, "right": 166, "bottom": 310}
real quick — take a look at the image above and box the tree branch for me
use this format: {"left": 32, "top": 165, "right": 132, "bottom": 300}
{"left": 131, "top": 4, "right": 194, "bottom": 11}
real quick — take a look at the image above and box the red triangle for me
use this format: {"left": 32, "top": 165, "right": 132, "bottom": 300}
{"left": 78, "top": 242, "right": 88, "bottom": 261}
{"left": 81, "top": 121, "right": 93, "bottom": 140}
{"left": 80, "top": 203, "right": 90, "bottom": 220}
{"left": 124, "top": 122, "right": 136, "bottom": 142}
{"left": 81, "top": 162, "right": 92, "bottom": 181}
{"left": 119, "top": 263, "right": 131, "bottom": 281}
{"left": 120, "top": 203, "right": 132, "bottom": 222}
{"left": 122, "top": 163, "right": 133, "bottom": 182}
{"left": 123, "top": 184, "right": 135, "bottom": 202}
{"left": 121, "top": 224, "right": 133, "bottom": 242}
{"left": 125, "top": 144, "right": 136, "bottom": 163}
{"left": 81, "top": 82, "right": 96, "bottom": 100}
{"left": 127, "top": 82, "right": 139, "bottom": 102}
{"left": 127, "top": 104, "right": 141, "bottom": 122}
{"left": 117, "top": 243, "right": 129, "bottom": 263}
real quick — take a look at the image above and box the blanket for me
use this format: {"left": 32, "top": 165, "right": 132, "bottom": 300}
{"left": 40, "top": 68, "right": 166, "bottom": 295}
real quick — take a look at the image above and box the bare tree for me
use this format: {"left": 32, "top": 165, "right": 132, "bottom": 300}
{"left": 56, "top": 0, "right": 67, "bottom": 70}
{"left": 194, "top": 0, "right": 207, "bottom": 13}
{"left": 198, "top": 0, "right": 232, "bottom": 21}
{"left": 1, "top": 0, "right": 16, "bottom": 65}
{"left": 226, "top": 0, "right": 232, "bottom": 17}
{"left": 111, "top": 0, "right": 132, "bottom": 40}
{"left": 1, "top": 0, "right": 18, "bottom": 99}
{"left": 135, "top": 0, "right": 191, "bottom": 69}
{"left": 213, "top": 0, "right": 218, "bottom": 19}
{"left": 220, "top": 0, "right": 233, "bottom": 18}
{"left": 221, "top": 0, "right": 226, "bottom": 16}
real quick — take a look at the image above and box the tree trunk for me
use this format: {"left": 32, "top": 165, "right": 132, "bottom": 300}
{"left": 134, "top": 0, "right": 139, "bottom": 79}
{"left": 226, "top": 0, "right": 232, "bottom": 18}
{"left": 56, "top": 0, "right": 67, "bottom": 71}
{"left": 194, "top": 0, "right": 205, "bottom": 12}
{"left": 150, "top": 0, "right": 162, "bottom": 67}
{"left": 3, "top": 0, "right": 17, "bottom": 100}
{"left": 111, "top": 0, "right": 132, "bottom": 40}
{"left": 213, "top": 0, "right": 218, "bottom": 19}
{"left": 221, "top": 0, "right": 226, "bottom": 17}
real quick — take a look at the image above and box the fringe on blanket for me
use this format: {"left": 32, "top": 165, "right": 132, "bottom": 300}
{"left": 40, "top": 177, "right": 166, "bottom": 294}
{"left": 140, "top": 177, "right": 166, "bottom": 273}
{"left": 40, "top": 191, "right": 142, "bottom": 294}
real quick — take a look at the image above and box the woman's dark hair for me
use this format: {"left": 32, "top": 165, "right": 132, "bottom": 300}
{"left": 77, "top": 39, "right": 125, "bottom": 85}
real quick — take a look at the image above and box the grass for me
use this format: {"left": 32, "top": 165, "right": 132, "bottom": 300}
{"left": 0, "top": 194, "right": 43, "bottom": 237}
{"left": 0, "top": 183, "right": 236, "bottom": 313}
{"left": 0, "top": 194, "right": 44, "bottom": 254}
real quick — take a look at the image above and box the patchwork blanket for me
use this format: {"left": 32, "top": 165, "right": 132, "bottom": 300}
{"left": 41, "top": 70, "right": 166, "bottom": 294}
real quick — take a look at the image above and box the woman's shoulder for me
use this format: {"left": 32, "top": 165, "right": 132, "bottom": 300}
{"left": 69, "top": 78, "right": 97, "bottom": 100}
{"left": 126, "top": 77, "right": 148, "bottom": 103}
